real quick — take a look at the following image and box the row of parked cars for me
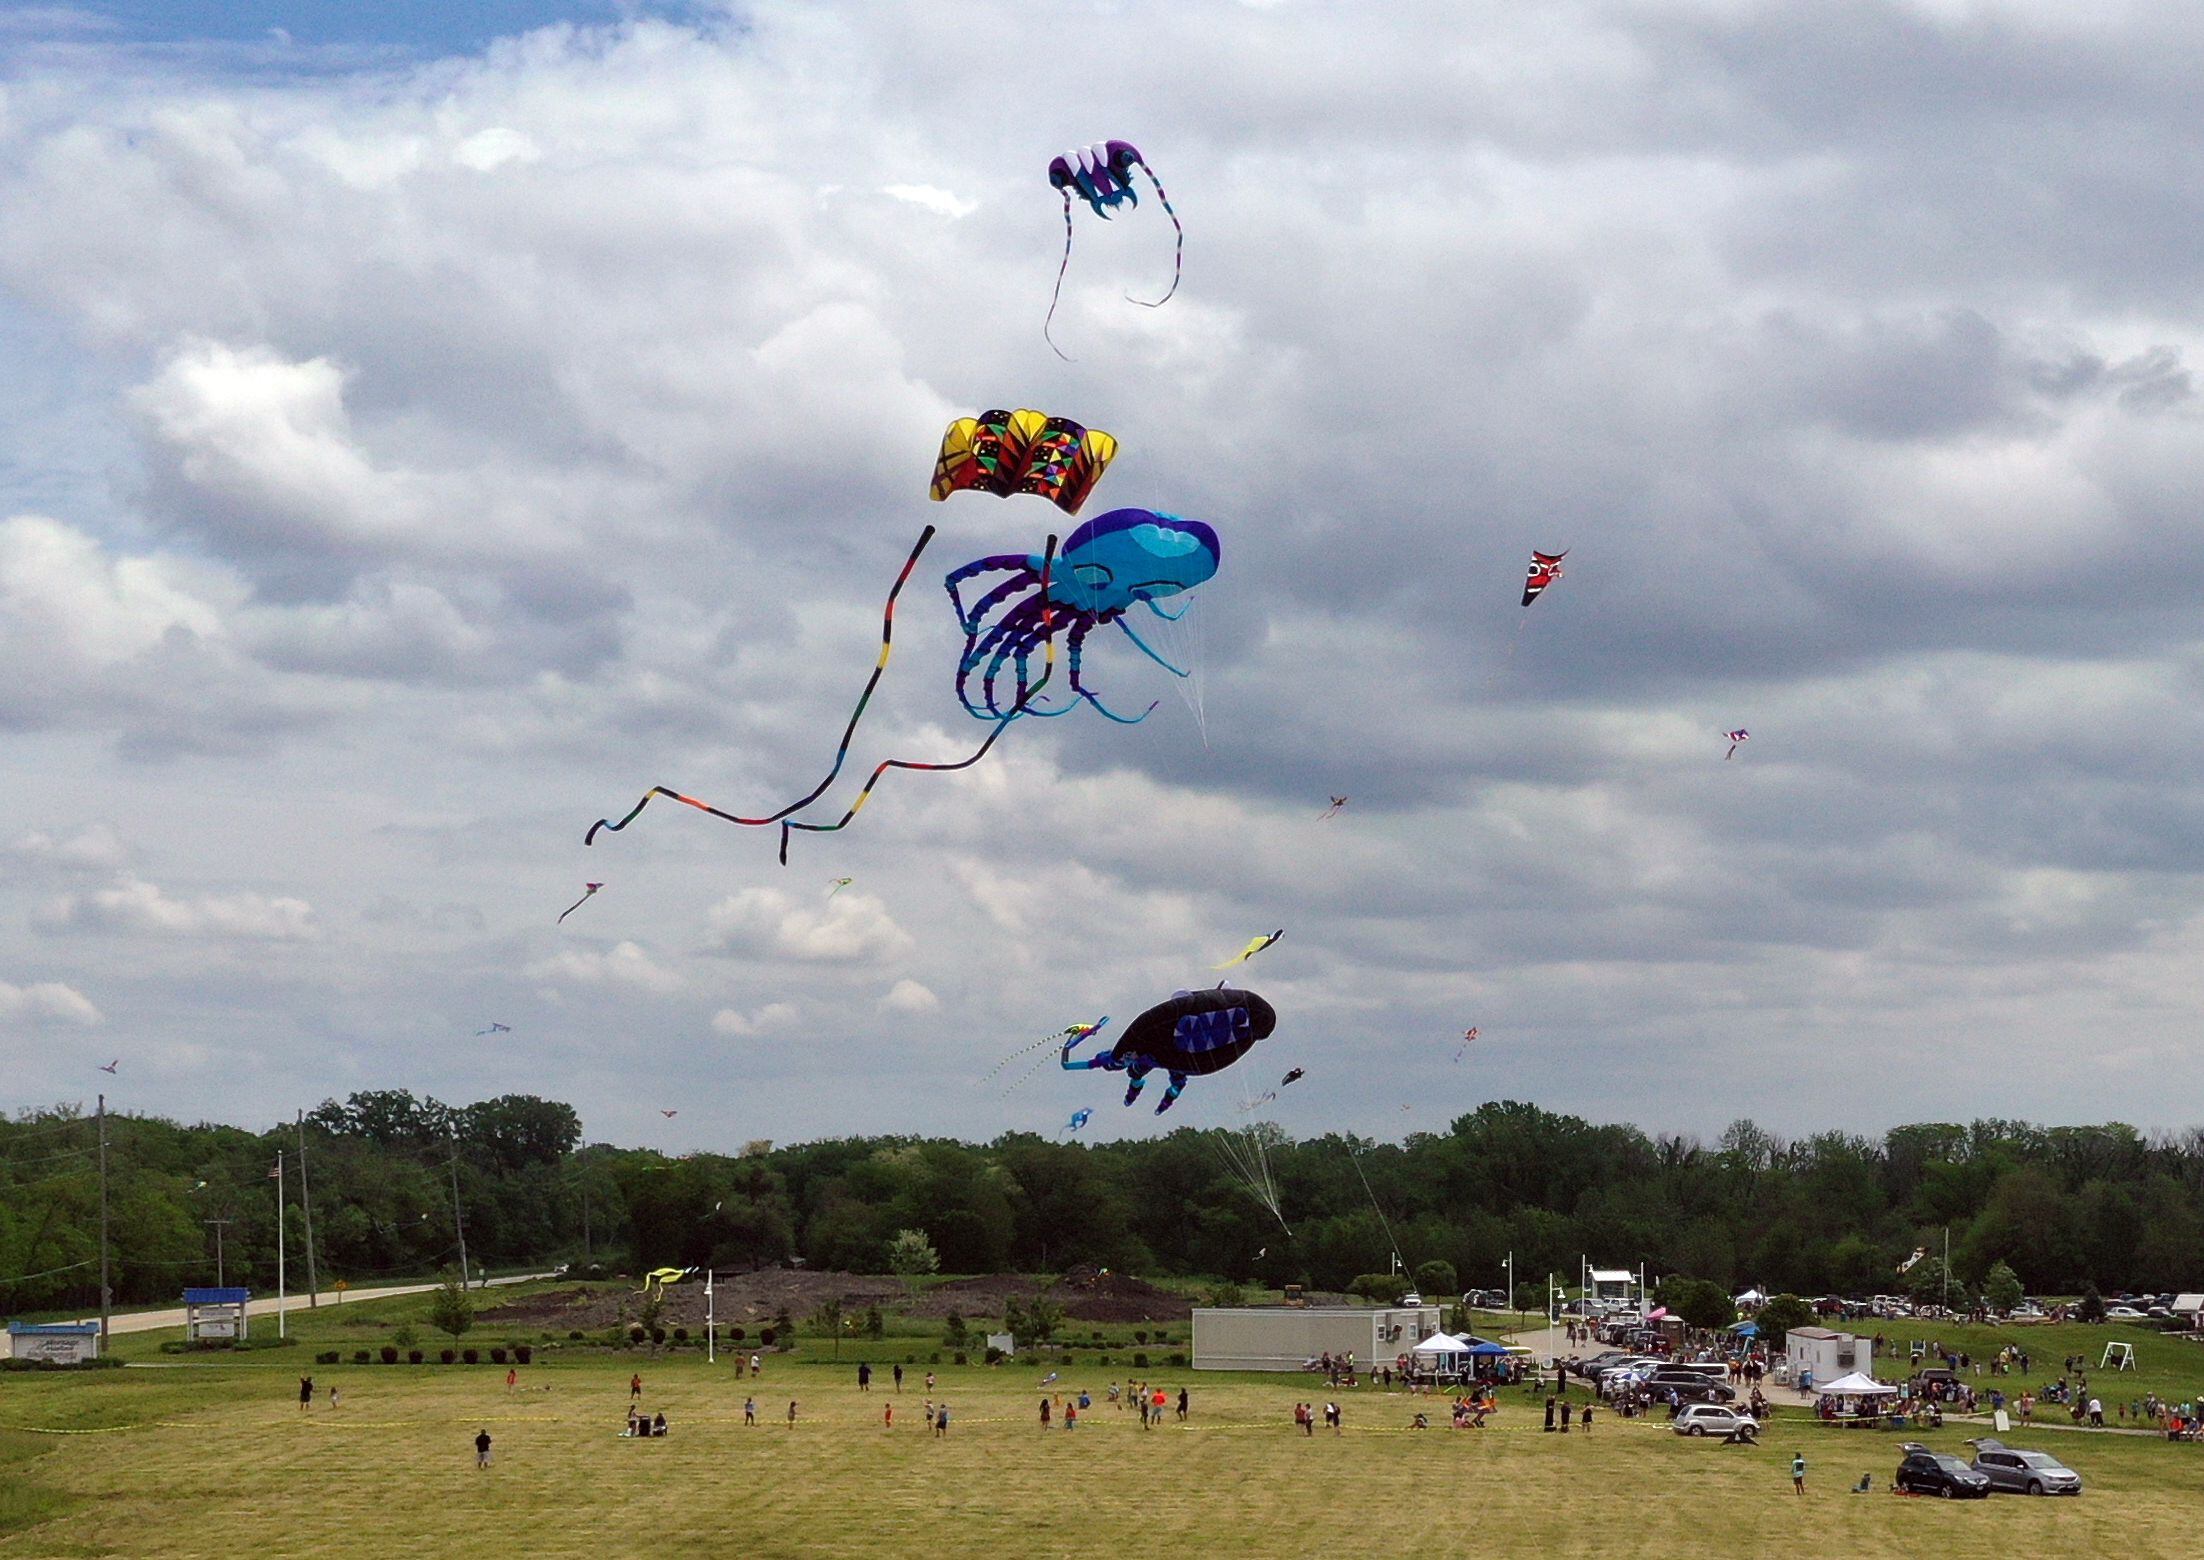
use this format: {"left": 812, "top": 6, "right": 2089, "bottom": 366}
{"left": 1569, "top": 1351, "right": 1738, "bottom": 1406}
{"left": 1893, "top": 1439, "right": 2083, "bottom": 1497}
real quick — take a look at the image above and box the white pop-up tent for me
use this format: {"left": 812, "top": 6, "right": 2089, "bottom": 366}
{"left": 1734, "top": 1289, "right": 1767, "bottom": 1306}
{"left": 1820, "top": 1371, "right": 1896, "bottom": 1396}
{"left": 1411, "top": 1332, "right": 1470, "bottom": 1357}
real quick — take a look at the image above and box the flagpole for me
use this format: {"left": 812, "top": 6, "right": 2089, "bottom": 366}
{"left": 706, "top": 1270, "right": 716, "bottom": 1365}
{"left": 275, "top": 1150, "right": 287, "bottom": 1339}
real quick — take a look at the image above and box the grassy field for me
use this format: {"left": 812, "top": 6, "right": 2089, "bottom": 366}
{"left": 1841, "top": 1314, "right": 2204, "bottom": 1413}
{"left": 6, "top": 1310, "right": 2204, "bottom": 1558}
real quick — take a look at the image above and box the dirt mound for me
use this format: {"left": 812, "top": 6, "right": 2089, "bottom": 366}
{"left": 1046, "top": 1265, "right": 1190, "bottom": 1324}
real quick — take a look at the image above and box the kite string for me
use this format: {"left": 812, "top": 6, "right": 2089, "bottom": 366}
{"left": 584, "top": 525, "right": 939, "bottom": 846}
{"left": 1126, "top": 159, "right": 1183, "bottom": 308}
{"left": 1347, "top": 1145, "right": 1405, "bottom": 1273}
{"left": 1045, "top": 191, "right": 1076, "bottom": 362}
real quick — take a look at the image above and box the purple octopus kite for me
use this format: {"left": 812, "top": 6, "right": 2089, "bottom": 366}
{"left": 1045, "top": 139, "right": 1184, "bottom": 358}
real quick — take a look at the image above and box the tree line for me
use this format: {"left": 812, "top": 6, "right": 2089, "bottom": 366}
{"left": 5, "top": 1094, "right": 2200, "bottom": 1314}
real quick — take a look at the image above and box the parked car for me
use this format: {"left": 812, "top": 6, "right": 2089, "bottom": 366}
{"left": 1966, "top": 1438, "right": 2082, "bottom": 1496}
{"left": 2104, "top": 1305, "right": 2147, "bottom": 1319}
{"left": 1895, "top": 1444, "right": 1992, "bottom": 1499}
{"left": 1673, "top": 1404, "right": 1757, "bottom": 1438}
{"left": 1645, "top": 1373, "right": 1736, "bottom": 1404}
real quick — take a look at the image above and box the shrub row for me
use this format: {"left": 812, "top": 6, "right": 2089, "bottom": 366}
{"left": 310, "top": 1344, "right": 533, "bottom": 1366}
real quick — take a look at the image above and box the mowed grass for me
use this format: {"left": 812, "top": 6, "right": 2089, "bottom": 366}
{"left": 4, "top": 1353, "right": 2204, "bottom": 1559}
{"left": 1849, "top": 1315, "right": 2204, "bottom": 1409}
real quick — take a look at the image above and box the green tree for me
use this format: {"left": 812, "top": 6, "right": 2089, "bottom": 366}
{"left": 428, "top": 1271, "right": 473, "bottom": 1341}
{"left": 864, "top": 1305, "right": 884, "bottom": 1340}
{"left": 1753, "top": 1293, "right": 1812, "bottom": 1349}
{"left": 1024, "top": 1297, "right": 1065, "bottom": 1346}
{"left": 1412, "top": 1259, "right": 1458, "bottom": 1299}
{"left": 812, "top": 1298, "right": 844, "bottom": 1359}
{"left": 1983, "top": 1261, "right": 2023, "bottom": 1315}
{"left": 942, "top": 1311, "right": 969, "bottom": 1349}
{"left": 2076, "top": 1283, "right": 2105, "bottom": 1324}
{"left": 887, "top": 1228, "right": 940, "bottom": 1295}
{"left": 1206, "top": 1281, "right": 1247, "bottom": 1308}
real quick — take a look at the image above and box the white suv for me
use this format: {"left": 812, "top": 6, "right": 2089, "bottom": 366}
{"left": 1673, "top": 1404, "right": 1758, "bottom": 1438}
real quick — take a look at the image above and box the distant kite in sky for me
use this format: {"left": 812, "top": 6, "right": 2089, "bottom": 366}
{"left": 1064, "top": 1108, "right": 1093, "bottom": 1134}
{"left": 1319, "top": 796, "right": 1348, "bottom": 820}
{"left": 1213, "top": 929, "right": 1283, "bottom": 970}
{"left": 1521, "top": 550, "right": 1567, "bottom": 607}
{"left": 557, "top": 883, "right": 602, "bottom": 924}
{"left": 1724, "top": 729, "right": 1749, "bottom": 760}
{"left": 1063, "top": 986, "right": 1276, "bottom": 1115}
{"left": 97, "top": 1059, "right": 118, "bottom": 1074}
{"left": 827, "top": 877, "right": 853, "bottom": 898}
{"left": 475, "top": 1023, "right": 511, "bottom": 1036}
{"left": 931, "top": 409, "right": 1117, "bottom": 516}
{"left": 659, "top": 1109, "right": 679, "bottom": 1118}
{"left": 1453, "top": 1027, "right": 1479, "bottom": 1063}
{"left": 1280, "top": 1068, "right": 1304, "bottom": 1088}
{"left": 1045, "top": 139, "right": 1183, "bottom": 358}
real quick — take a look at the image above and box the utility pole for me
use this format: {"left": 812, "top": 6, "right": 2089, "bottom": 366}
{"left": 96, "top": 1094, "right": 111, "bottom": 1343}
{"left": 448, "top": 1150, "right": 471, "bottom": 1289}
{"left": 1505, "top": 1251, "right": 1516, "bottom": 1333}
{"left": 273, "top": 1150, "right": 286, "bottom": 1339}
{"left": 581, "top": 1187, "right": 591, "bottom": 1261}
{"left": 204, "top": 1219, "right": 233, "bottom": 1286}
{"left": 295, "top": 1111, "right": 319, "bottom": 1308}
{"left": 1942, "top": 1226, "right": 1950, "bottom": 1315}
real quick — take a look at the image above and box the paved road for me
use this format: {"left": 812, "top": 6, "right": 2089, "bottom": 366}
{"left": 78, "top": 1273, "right": 556, "bottom": 1337}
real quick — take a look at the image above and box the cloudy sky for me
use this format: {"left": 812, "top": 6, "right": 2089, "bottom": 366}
{"left": 3, "top": 0, "right": 2203, "bottom": 1152}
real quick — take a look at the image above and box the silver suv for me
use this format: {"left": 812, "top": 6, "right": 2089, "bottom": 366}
{"left": 1967, "top": 1439, "right": 2082, "bottom": 1496}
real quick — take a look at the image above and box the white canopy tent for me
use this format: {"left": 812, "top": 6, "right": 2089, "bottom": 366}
{"left": 1820, "top": 1372, "right": 1896, "bottom": 1396}
{"left": 1734, "top": 1289, "right": 1766, "bottom": 1305}
{"left": 1411, "top": 1332, "right": 1470, "bottom": 1357}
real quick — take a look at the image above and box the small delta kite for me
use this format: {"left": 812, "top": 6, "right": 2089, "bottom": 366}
{"left": 1724, "top": 729, "right": 1749, "bottom": 760}
{"left": 1521, "top": 550, "right": 1567, "bottom": 607}
{"left": 474, "top": 1023, "right": 511, "bottom": 1036}
{"left": 97, "top": 1059, "right": 118, "bottom": 1074}
{"left": 557, "top": 883, "right": 603, "bottom": 924}
{"left": 1213, "top": 929, "right": 1283, "bottom": 970}
{"left": 659, "top": 1109, "right": 679, "bottom": 1118}
{"left": 827, "top": 877, "right": 853, "bottom": 899}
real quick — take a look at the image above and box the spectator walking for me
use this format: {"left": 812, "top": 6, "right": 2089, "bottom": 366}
{"left": 474, "top": 1428, "right": 493, "bottom": 1468}
{"left": 893, "top": 1363, "right": 904, "bottom": 1392}
{"left": 1177, "top": 1387, "right": 1189, "bottom": 1422}
{"left": 934, "top": 1403, "right": 950, "bottom": 1437}
{"left": 786, "top": 1399, "right": 798, "bottom": 1427}
{"left": 1040, "top": 1397, "right": 1052, "bottom": 1430}
{"left": 749, "top": 1352, "right": 762, "bottom": 1379}
{"left": 884, "top": 1403, "right": 894, "bottom": 1429}
{"left": 1791, "top": 1451, "right": 1806, "bottom": 1496}
{"left": 858, "top": 1363, "right": 871, "bottom": 1392}
{"left": 1325, "top": 1401, "right": 1342, "bottom": 1435}
{"left": 506, "top": 1366, "right": 517, "bottom": 1393}
{"left": 926, "top": 1371, "right": 936, "bottom": 1392}
{"left": 299, "top": 1375, "right": 314, "bottom": 1412}
{"left": 327, "top": 1386, "right": 339, "bottom": 1411}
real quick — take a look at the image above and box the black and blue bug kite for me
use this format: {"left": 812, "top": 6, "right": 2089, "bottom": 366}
{"left": 1062, "top": 986, "right": 1277, "bottom": 1115}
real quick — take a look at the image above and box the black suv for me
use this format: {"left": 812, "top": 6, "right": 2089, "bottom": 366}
{"left": 1895, "top": 1443, "right": 1992, "bottom": 1499}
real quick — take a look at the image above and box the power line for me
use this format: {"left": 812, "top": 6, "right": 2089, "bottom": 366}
{"left": 0, "top": 1259, "right": 95, "bottom": 1288}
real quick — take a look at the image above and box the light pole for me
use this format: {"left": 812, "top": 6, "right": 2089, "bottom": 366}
{"left": 204, "top": 1219, "right": 232, "bottom": 1287}
{"left": 1505, "top": 1252, "right": 1517, "bottom": 1334}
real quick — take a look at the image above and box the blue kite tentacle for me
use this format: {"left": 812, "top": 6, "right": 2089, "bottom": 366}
{"left": 956, "top": 615, "right": 1030, "bottom": 719}
{"left": 946, "top": 555, "right": 1032, "bottom": 629}
{"left": 1141, "top": 596, "right": 1190, "bottom": 621}
{"left": 1044, "top": 189, "right": 1077, "bottom": 362}
{"left": 1067, "top": 620, "right": 1156, "bottom": 724}
{"left": 1114, "top": 613, "right": 1191, "bottom": 678}
{"left": 1126, "top": 158, "right": 1183, "bottom": 308}
{"left": 957, "top": 573, "right": 1037, "bottom": 637}
{"left": 979, "top": 619, "right": 1049, "bottom": 719}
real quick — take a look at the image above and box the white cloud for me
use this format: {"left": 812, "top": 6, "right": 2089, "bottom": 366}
{"left": 879, "top": 978, "right": 939, "bottom": 1013}
{"left": 711, "top": 1001, "right": 799, "bottom": 1036}
{"left": 9, "top": 822, "right": 127, "bottom": 871}
{"left": 526, "top": 940, "right": 683, "bottom": 995}
{"left": 452, "top": 127, "right": 541, "bottom": 173}
{"left": 708, "top": 887, "right": 914, "bottom": 965}
{"left": 43, "top": 875, "right": 318, "bottom": 940}
{"left": 0, "top": 977, "right": 102, "bottom": 1026}
{"left": 879, "top": 183, "right": 977, "bottom": 219}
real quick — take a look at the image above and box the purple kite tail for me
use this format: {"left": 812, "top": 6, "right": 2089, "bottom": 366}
{"left": 1045, "top": 190, "right": 1076, "bottom": 361}
{"left": 1126, "top": 158, "right": 1182, "bottom": 309}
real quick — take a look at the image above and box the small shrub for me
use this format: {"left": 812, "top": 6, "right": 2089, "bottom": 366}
{"left": 316, "top": 1351, "right": 339, "bottom": 1365}
{"left": 953, "top": 1352, "right": 968, "bottom": 1365}
{"left": 1133, "top": 1352, "right": 1150, "bottom": 1368}
{"left": 984, "top": 1346, "right": 1005, "bottom": 1365}
{"left": 929, "top": 1352, "right": 941, "bottom": 1364}
{"left": 379, "top": 1345, "right": 399, "bottom": 1364}
{"left": 490, "top": 1347, "right": 507, "bottom": 1365}
{"left": 729, "top": 1327, "right": 746, "bottom": 1343}
{"left": 462, "top": 1348, "right": 480, "bottom": 1365}
{"left": 393, "top": 1326, "right": 418, "bottom": 1348}
{"left": 759, "top": 1328, "right": 776, "bottom": 1347}
{"left": 408, "top": 1350, "right": 423, "bottom": 1364}
{"left": 1134, "top": 1330, "right": 1149, "bottom": 1345}
{"left": 515, "top": 1345, "right": 532, "bottom": 1365}
{"left": 1098, "top": 1354, "right": 1112, "bottom": 1365}
{"left": 649, "top": 1327, "right": 666, "bottom": 1346}
{"left": 440, "top": 1349, "right": 456, "bottom": 1365}
{"left": 673, "top": 1327, "right": 688, "bottom": 1342}
{"left": 1058, "top": 1354, "right": 1073, "bottom": 1366}
{"left": 352, "top": 1350, "right": 370, "bottom": 1365}
{"left": 1169, "top": 1352, "right": 1187, "bottom": 1367}
{"left": 569, "top": 1330, "right": 584, "bottom": 1341}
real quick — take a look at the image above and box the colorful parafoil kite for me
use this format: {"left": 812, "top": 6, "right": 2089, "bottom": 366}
{"left": 557, "top": 883, "right": 602, "bottom": 924}
{"left": 1521, "top": 550, "right": 1567, "bottom": 607}
{"left": 1045, "top": 140, "right": 1183, "bottom": 358}
{"left": 1214, "top": 929, "right": 1283, "bottom": 970}
{"left": 931, "top": 409, "right": 1117, "bottom": 516}
{"left": 948, "top": 507, "right": 1220, "bottom": 724}
{"left": 1724, "top": 729, "right": 1749, "bottom": 760}
{"left": 1062, "top": 985, "right": 1276, "bottom": 1114}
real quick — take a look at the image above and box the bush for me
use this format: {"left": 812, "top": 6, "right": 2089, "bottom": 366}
{"left": 2, "top": 1357, "right": 125, "bottom": 1372}
{"left": 649, "top": 1327, "right": 666, "bottom": 1346}
{"left": 1133, "top": 1352, "right": 1150, "bottom": 1368}
{"left": 929, "top": 1352, "right": 941, "bottom": 1364}
{"left": 1133, "top": 1330, "right": 1149, "bottom": 1345}
{"left": 759, "top": 1328, "right": 776, "bottom": 1347}
{"left": 408, "top": 1350, "right": 424, "bottom": 1364}
{"left": 379, "top": 1345, "right": 399, "bottom": 1364}
{"left": 673, "top": 1327, "right": 689, "bottom": 1343}
{"left": 393, "top": 1326, "right": 418, "bottom": 1348}
{"left": 1098, "top": 1354, "right": 1111, "bottom": 1365}
{"left": 515, "top": 1345, "right": 532, "bottom": 1365}
{"left": 984, "top": 1346, "right": 1006, "bottom": 1365}
{"left": 352, "top": 1350, "right": 370, "bottom": 1365}
{"left": 568, "top": 1330, "right": 584, "bottom": 1341}
{"left": 440, "top": 1349, "right": 456, "bottom": 1364}
{"left": 317, "top": 1351, "right": 340, "bottom": 1365}
{"left": 490, "top": 1347, "right": 507, "bottom": 1365}
{"left": 729, "top": 1327, "right": 746, "bottom": 1342}
{"left": 462, "top": 1348, "right": 480, "bottom": 1365}
{"left": 953, "top": 1352, "right": 968, "bottom": 1365}
{"left": 1169, "top": 1352, "right": 1187, "bottom": 1367}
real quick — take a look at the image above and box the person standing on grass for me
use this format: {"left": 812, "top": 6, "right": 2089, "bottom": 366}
{"left": 1543, "top": 1395, "right": 1556, "bottom": 1433}
{"left": 507, "top": 1367, "right": 517, "bottom": 1393}
{"left": 1153, "top": 1388, "right": 1167, "bottom": 1426}
{"left": 858, "top": 1362, "right": 871, "bottom": 1392}
{"left": 1177, "top": 1387, "right": 1188, "bottom": 1422}
{"left": 1325, "top": 1401, "right": 1342, "bottom": 1435}
{"left": 926, "top": 1370, "right": 936, "bottom": 1393}
{"left": 1065, "top": 1399, "right": 1078, "bottom": 1431}
{"left": 893, "top": 1363, "right": 904, "bottom": 1392}
{"left": 1579, "top": 1402, "right": 1592, "bottom": 1435}
{"left": 1560, "top": 1399, "right": 1572, "bottom": 1433}
{"left": 630, "top": 1372, "right": 643, "bottom": 1402}
{"left": 1791, "top": 1452, "right": 1805, "bottom": 1496}
{"left": 744, "top": 1396, "right": 757, "bottom": 1426}
{"left": 935, "top": 1403, "right": 949, "bottom": 1437}
{"left": 299, "top": 1375, "right": 314, "bottom": 1411}
{"left": 475, "top": 1428, "right": 493, "bottom": 1469}
{"left": 327, "top": 1385, "right": 339, "bottom": 1411}
{"left": 1040, "top": 1396, "right": 1052, "bottom": 1430}
{"left": 787, "top": 1400, "right": 798, "bottom": 1427}
{"left": 884, "top": 1402, "right": 894, "bottom": 1430}
{"left": 750, "top": 1353, "right": 762, "bottom": 1379}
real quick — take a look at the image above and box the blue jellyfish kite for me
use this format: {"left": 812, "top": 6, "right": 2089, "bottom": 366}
{"left": 1062, "top": 986, "right": 1276, "bottom": 1115}
{"left": 1064, "top": 1108, "right": 1092, "bottom": 1134}
{"left": 947, "top": 507, "right": 1219, "bottom": 725}
{"left": 1045, "top": 139, "right": 1183, "bottom": 358}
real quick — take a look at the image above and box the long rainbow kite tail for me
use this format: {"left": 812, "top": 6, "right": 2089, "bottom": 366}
{"left": 585, "top": 524, "right": 939, "bottom": 847}
{"left": 1044, "top": 190, "right": 1077, "bottom": 362}
{"left": 1126, "top": 158, "right": 1183, "bottom": 309}
{"left": 776, "top": 536, "right": 1061, "bottom": 863}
